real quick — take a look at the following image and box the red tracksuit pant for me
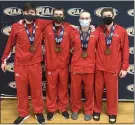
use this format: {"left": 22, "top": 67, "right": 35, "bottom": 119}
{"left": 46, "top": 68, "right": 69, "bottom": 112}
{"left": 70, "top": 73, "right": 94, "bottom": 114}
{"left": 94, "top": 70, "right": 118, "bottom": 115}
{"left": 14, "top": 63, "right": 44, "bottom": 117}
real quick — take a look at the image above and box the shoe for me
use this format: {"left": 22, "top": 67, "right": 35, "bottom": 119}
{"left": 71, "top": 112, "right": 79, "bottom": 120}
{"left": 13, "top": 115, "right": 29, "bottom": 124}
{"left": 93, "top": 112, "right": 100, "bottom": 121}
{"left": 35, "top": 113, "right": 45, "bottom": 124}
{"left": 109, "top": 115, "right": 117, "bottom": 124}
{"left": 47, "top": 112, "right": 55, "bottom": 121}
{"left": 61, "top": 111, "right": 70, "bottom": 119}
{"left": 84, "top": 114, "right": 92, "bottom": 121}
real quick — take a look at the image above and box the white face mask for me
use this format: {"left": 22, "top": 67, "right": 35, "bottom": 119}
{"left": 79, "top": 19, "right": 90, "bottom": 27}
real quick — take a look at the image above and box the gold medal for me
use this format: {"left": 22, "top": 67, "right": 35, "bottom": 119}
{"left": 29, "top": 45, "right": 36, "bottom": 53}
{"left": 55, "top": 47, "right": 62, "bottom": 53}
{"left": 55, "top": 47, "right": 59, "bottom": 52}
{"left": 104, "top": 47, "right": 111, "bottom": 55}
{"left": 81, "top": 51, "right": 88, "bottom": 58}
{"left": 58, "top": 47, "right": 62, "bottom": 52}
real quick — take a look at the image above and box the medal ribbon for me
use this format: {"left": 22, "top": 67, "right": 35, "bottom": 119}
{"left": 79, "top": 26, "right": 91, "bottom": 50}
{"left": 104, "top": 25, "right": 115, "bottom": 47}
{"left": 53, "top": 24, "right": 64, "bottom": 45}
{"left": 24, "top": 21, "right": 36, "bottom": 45}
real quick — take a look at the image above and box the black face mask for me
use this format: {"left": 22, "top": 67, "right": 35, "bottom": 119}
{"left": 23, "top": 14, "right": 37, "bottom": 22}
{"left": 102, "top": 17, "right": 113, "bottom": 25}
{"left": 53, "top": 16, "right": 64, "bottom": 24}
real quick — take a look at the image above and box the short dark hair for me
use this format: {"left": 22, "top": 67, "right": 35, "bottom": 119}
{"left": 101, "top": 7, "right": 114, "bottom": 16}
{"left": 23, "top": 2, "right": 36, "bottom": 11}
{"left": 53, "top": 7, "right": 65, "bottom": 16}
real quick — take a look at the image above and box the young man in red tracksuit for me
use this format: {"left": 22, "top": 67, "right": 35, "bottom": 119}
{"left": 93, "top": 8, "right": 129, "bottom": 124}
{"left": 1, "top": 3, "right": 52, "bottom": 124}
{"left": 69, "top": 11, "right": 99, "bottom": 121}
{"left": 43, "top": 7, "right": 76, "bottom": 120}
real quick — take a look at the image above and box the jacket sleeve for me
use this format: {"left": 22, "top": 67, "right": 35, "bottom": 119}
{"left": 39, "top": 19, "right": 53, "bottom": 30}
{"left": 95, "top": 27, "right": 100, "bottom": 50}
{"left": 1, "top": 24, "right": 17, "bottom": 64}
{"left": 121, "top": 29, "right": 129, "bottom": 71}
{"left": 39, "top": 19, "right": 53, "bottom": 41}
{"left": 95, "top": 28, "right": 100, "bottom": 50}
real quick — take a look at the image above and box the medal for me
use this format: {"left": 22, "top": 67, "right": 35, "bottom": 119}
{"left": 79, "top": 26, "right": 91, "bottom": 55}
{"left": 53, "top": 24, "right": 64, "bottom": 53}
{"left": 55, "top": 47, "right": 62, "bottom": 53}
{"left": 29, "top": 45, "right": 36, "bottom": 53}
{"left": 24, "top": 21, "right": 36, "bottom": 53}
{"left": 53, "top": 24, "right": 64, "bottom": 51}
{"left": 81, "top": 51, "right": 88, "bottom": 58}
{"left": 104, "top": 47, "right": 111, "bottom": 55}
{"left": 58, "top": 47, "right": 62, "bottom": 52}
{"left": 55, "top": 47, "right": 59, "bottom": 52}
{"left": 104, "top": 24, "right": 115, "bottom": 55}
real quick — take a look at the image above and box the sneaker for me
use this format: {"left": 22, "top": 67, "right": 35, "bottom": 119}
{"left": 47, "top": 112, "right": 55, "bottom": 121}
{"left": 84, "top": 114, "right": 92, "bottom": 121}
{"left": 71, "top": 112, "right": 79, "bottom": 120}
{"left": 61, "top": 111, "right": 70, "bottom": 119}
{"left": 35, "top": 113, "right": 45, "bottom": 124}
{"left": 109, "top": 115, "right": 117, "bottom": 124}
{"left": 93, "top": 112, "right": 100, "bottom": 121}
{"left": 13, "top": 115, "right": 29, "bottom": 124}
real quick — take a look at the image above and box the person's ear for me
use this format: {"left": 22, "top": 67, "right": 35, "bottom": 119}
{"left": 90, "top": 18, "right": 92, "bottom": 23}
{"left": 79, "top": 18, "right": 81, "bottom": 22}
{"left": 112, "top": 14, "right": 115, "bottom": 19}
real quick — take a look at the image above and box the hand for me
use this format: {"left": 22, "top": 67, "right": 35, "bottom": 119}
{"left": 18, "top": 19, "right": 23, "bottom": 24}
{"left": 1, "top": 63, "right": 7, "bottom": 72}
{"left": 90, "top": 25, "right": 95, "bottom": 32}
{"left": 119, "top": 70, "right": 127, "bottom": 78}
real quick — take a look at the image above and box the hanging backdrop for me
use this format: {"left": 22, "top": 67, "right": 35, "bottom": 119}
{"left": 0, "top": 1, "right": 134, "bottom": 101}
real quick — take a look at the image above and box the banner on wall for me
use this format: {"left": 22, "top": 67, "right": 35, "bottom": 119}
{"left": 0, "top": 1, "right": 134, "bottom": 101}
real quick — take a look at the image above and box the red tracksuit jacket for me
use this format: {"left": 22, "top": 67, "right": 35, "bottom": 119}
{"left": 70, "top": 28, "right": 99, "bottom": 73}
{"left": 96, "top": 24, "right": 129, "bottom": 73}
{"left": 43, "top": 22, "right": 75, "bottom": 70}
{"left": 1, "top": 19, "right": 52, "bottom": 65}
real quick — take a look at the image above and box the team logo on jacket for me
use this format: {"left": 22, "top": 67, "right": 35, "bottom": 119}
{"left": 36, "top": 6, "right": 54, "bottom": 17}
{"left": 129, "top": 47, "right": 134, "bottom": 54}
{"left": 127, "top": 64, "right": 134, "bottom": 75}
{"left": 94, "top": 7, "right": 118, "bottom": 17}
{"left": 3, "top": 7, "right": 22, "bottom": 16}
{"left": 126, "top": 84, "right": 134, "bottom": 92}
{"left": 126, "top": 26, "right": 134, "bottom": 37}
{"left": 1, "top": 26, "right": 11, "bottom": 36}
{"left": 8, "top": 81, "right": 16, "bottom": 89}
{"left": 67, "top": 8, "right": 84, "bottom": 16}
{"left": 6, "top": 63, "right": 14, "bottom": 72}
{"left": 127, "top": 9, "right": 134, "bottom": 16}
